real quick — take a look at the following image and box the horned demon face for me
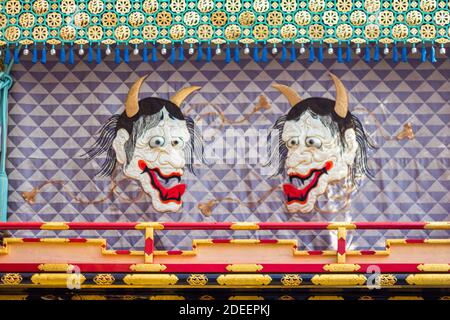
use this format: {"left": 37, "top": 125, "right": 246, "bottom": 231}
{"left": 268, "top": 74, "right": 375, "bottom": 213}
{"left": 86, "top": 76, "right": 203, "bottom": 213}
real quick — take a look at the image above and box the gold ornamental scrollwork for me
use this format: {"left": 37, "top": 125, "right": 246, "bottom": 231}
{"left": 93, "top": 274, "right": 115, "bottom": 286}
{"left": 217, "top": 275, "right": 272, "bottom": 286}
{"left": 376, "top": 274, "right": 397, "bottom": 286}
{"left": 311, "top": 275, "right": 367, "bottom": 286}
{"left": 1, "top": 273, "right": 23, "bottom": 285}
{"left": 123, "top": 274, "right": 178, "bottom": 286}
{"left": 281, "top": 274, "right": 302, "bottom": 286}
{"left": 187, "top": 274, "right": 208, "bottom": 286}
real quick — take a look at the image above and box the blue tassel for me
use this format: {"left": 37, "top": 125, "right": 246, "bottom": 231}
{"left": 253, "top": 45, "right": 260, "bottom": 62}
{"left": 280, "top": 44, "right": 287, "bottom": 62}
{"left": 69, "top": 45, "right": 74, "bottom": 64}
{"left": 196, "top": 43, "right": 203, "bottom": 62}
{"left": 308, "top": 45, "right": 315, "bottom": 63}
{"left": 41, "top": 46, "right": 46, "bottom": 64}
{"left": 206, "top": 44, "right": 211, "bottom": 62}
{"left": 60, "top": 45, "right": 66, "bottom": 63}
{"left": 364, "top": 45, "right": 371, "bottom": 62}
{"left": 88, "top": 45, "right": 93, "bottom": 63}
{"left": 123, "top": 46, "right": 129, "bottom": 63}
{"left": 96, "top": 44, "right": 101, "bottom": 64}
{"left": 114, "top": 46, "right": 120, "bottom": 64}
{"left": 345, "top": 44, "right": 351, "bottom": 62}
{"left": 170, "top": 46, "right": 176, "bottom": 64}
{"left": 178, "top": 46, "right": 184, "bottom": 61}
{"left": 151, "top": 44, "right": 157, "bottom": 62}
{"left": 32, "top": 45, "right": 38, "bottom": 63}
{"left": 317, "top": 44, "right": 323, "bottom": 62}
{"left": 5, "top": 47, "right": 10, "bottom": 64}
{"left": 234, "top": 45, "right": 240, "bottom": 63}
{"left": 337, "top": 45, "right": 343, "bottom": 63}
{"left": 225, "top": 45, "right": 231, "bottom": 63}
{"left": 142, "top": 44, "right": 148, "bottom": 62}
{"left": 421, "top": 44, "right": 427, "bottom": 63}
{"left": 14, "top": 46, "right": 19, "bottom": 64}
{"left": 290, "top": 44, "right": 296, "bottom": 62}
{"left": 392, "top": 42, "right": 399, "bottom": 62}
{"left": 373, "top": 43, "right": 380, "bottom": 61}
{"left": 429, "top": 45, "right": 436, "bottom": 63}
{"left": 401, "top": 44, "right": 407, "bottom": 62}
{"left": 261, "top": 44, "right": 268, "bottom": 63}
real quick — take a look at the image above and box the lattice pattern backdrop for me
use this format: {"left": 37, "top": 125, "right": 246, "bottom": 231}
{"left": 6, "top": 54, "right": 450, "bottom": 251}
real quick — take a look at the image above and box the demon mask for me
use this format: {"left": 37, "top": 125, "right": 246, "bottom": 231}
{"left": 86, "top": 76, "right": 203, "bottom": 213}
{"left": 267, "top": 73, "right": 375, "bottom": 213}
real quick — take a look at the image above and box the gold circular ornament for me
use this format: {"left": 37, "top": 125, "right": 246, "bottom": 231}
{"left": 253, "top": 0, "right": 270, "bottom": 13}
{"left": 93, "top": 274, "right": 115, "bottom": 285}
{"left": 336, "top": 23, "right": 353, "bottom": 40}
{"left": 211, "top": 11, "right": 227, "bottom": 27}
{"left": 225, "top": 24, "right": 241, "bottom": 40}
{"left": 225, "top": 0, "right": 242, "bottom": 13}
{"left": 420, "top": 0, "right": 437, "bottom": 12}
{"left": 115, "top": 25, "right": 131, "bottom": 40}
{"left": 281, "top": 274, "right": 302, "bottom": 286}
{"left": 336, "top": 0, "right": 352, "bottom": 12}
{"left": 434, "top": 10, "right": 449, "bottom": 26}
{"left": 392, "top": 0, "right": 409, "bottom": 12}
{"left": 364, "top": 24, "right": 381, "bottom": 39}
{"left": 239, "top": 11, "right": 255, "bottom": 26}
{"left": 170, "top": 0, "right": 186, "bottom": 13}
{"left": 115, "top": 0, "right": 131, "bottom": 14}
{"left": 88, "top": 26, "right": 103, "bottom": 40}
{"left": 323, "top": 10, "right": 339, "bottom": 26}
{"left": 197, "top": 0, "right": 214, "bottom": 13}
{"left": 32, "top": 0, "right": 49, "bottom": 15}
{"left": 308, "top": 24, "right": 325, "bottom": 39}
{"left": 156, "top": 11, "right": 173, "bottom": 27}
{"left": 142, "top": 0, "right": 158, "bottom": 14}
{"left": 1, "top": 273, "right": 23, "bottom": 285}
{"left": 184, "top": 11, "right": 200, "bottom": 26}
{"left": 5, "top": 26, "right": 20, "bottom": 42}
{"left": 376, "top": 274, "right": 397, "bottom": 286}
{"left": 267, "top": 11, "right": 283, "bottom": 26}
{"left": 364, "top": 0, "right": 381, "bottom": 13}
{"left": 169, "top": 24, "right": 186, "bottom": 40}
{"left": 295, "top": 11, "right": 311, "bottom": 26}
{"left": 350, "top": 10, "right": 367, "bottom": 26}
{"left": 19, "top": 12, "right": 35, "bottom": 28}
{"left": 60, "top": 25, "right": 76, "bottom": 40}
{"left": 5, "top": 0, "right": 22, "bottom": 15}
{"left": 308, "top": 0, "right": 325, "bottom": 13}
{"left": 60, "top": 0, "right": 76, "bottom": 14}
{"left": 102, "top": 12, "right": 118, "bottom": 27}
{"left": 0, "top": 14, "right": 7, "bottom": 29}
{"left": 420, "top": 24, "right": 436, "bottom": 38}
{"left": 281, "top": 0, "right": 297, "bottom": 12}
{"left": 88, "top": 0, "right": 104, "bottom": 14}
{"left": 74, "top": 12, "right": 90, "bottom": 28}
{"left": 197, "top": 24, "right": 213, "bottom": 39}
{"left": 253, "top": 24, "right": 269, "bottom": 40}
{"left": 392, "top": 24, "right": 408, "bottom": 39}
{"left": 281, "top": 24, "right": 297, "bottom": 39}
{"left": 128, "top": 12, "right": 144, "bottom": 27}
{"left": 406, "top": 10, "right": 423, "bottom": 25}
{"left": 187, "top": 274, "right": 208, "bottom": 286}
{"left": 379, "top": 10, "right": 395, "bottom": 26}
{"left": 142, "top": 25, "right": 158, "bottom": 39}
{"left": 32, "top": 26, "right": 48, "bottom": 40}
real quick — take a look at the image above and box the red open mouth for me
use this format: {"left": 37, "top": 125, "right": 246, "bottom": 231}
{"left": 138, "top": 160, "right": 186, "bottom": 204}
{"left": 283, "top": 161, "right": 333, "bottom": 205}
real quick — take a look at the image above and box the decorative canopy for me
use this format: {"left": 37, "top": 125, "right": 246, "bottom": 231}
{"left": 0, "top": 0, "right": 449, "bottom": 47}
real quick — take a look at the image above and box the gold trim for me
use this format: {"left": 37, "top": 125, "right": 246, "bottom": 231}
{"left": 1, "top": 273, "right": 23, "bottom": 285}
{"left": 308, "top": 296, "right": 344, "bottom": 300}
{"left": 230, "top": 223, "right": 259, "bottom": 230}
{"left": 186, "top": 274, "right": 208, "bottom": 286}
{"left": 37, "top": 264, "right": 73, "bottom": 272}
{"left": 229, "top": 296, "right": 264, "bottom": 300}
{"left": 388, "top": 296, "right": 424, "bottom": 300}
{"left": 226, "top": 264, "right": 263, "bottom": 272}
{"left": 93, "top": 274, "right": 115, "bottom": 285}
{"left": 281, "top": 274, "right": 302, "bottom": 286}
{"left": 327, "top": 223, "right": 356, "bottom": 230}
{"left": 311, "top": 275, "right": 366, "bottom": 286}
{"left": 31, "top": 274, "right": 86, "bottom": 286}
{"left": 129, "top": 264, "right": 167, "bottom": 272}
{"left": 217, "top": 275, "right": 272, "bottom": 286}
{"left": 149, "top": 295, "right": 185, "bottom": 300}
{"left": 135, "top": 222, "right": 164, "bottom": 230}
{"left": 377, "top": 274, "right": 397, "bottom": 286}
{"left": 123, "top": 274, "right": 178, "bottom": 286}
{"left": 406, "top": 274, "right": 450, "bottom": 286}
{"left": 40, "top": 222, "right": 69, "bottom": 230}
{"left": 0, "top": 295, "right": 28, "bottom": 300}
{"left": 424, "top": 222, "right": 450, "bottom": 230}
{"left": 417, "top": 264, "right": 450, "bottom": 272}
{"left": 72, "top": 295, "right": 107, "bottom": 300}
{"left": 323, "top": 264, "right": 361, "bottom": 272}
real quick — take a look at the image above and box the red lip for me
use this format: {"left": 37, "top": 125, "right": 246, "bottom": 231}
{"left": 138, "top": 160, "right": 186, "bottom": 204}
{"left": 283, "top": 161, "right": 333, "bottom": 205}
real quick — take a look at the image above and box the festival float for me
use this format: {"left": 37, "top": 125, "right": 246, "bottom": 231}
{"left": 0, "top": 0, "right": 449, "bottom": 300}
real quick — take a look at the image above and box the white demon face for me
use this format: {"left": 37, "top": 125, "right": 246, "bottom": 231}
{"left": 281, "top": 112, "right": 358, "bottom": 213}
{"left": 112, "top": 109, "right": 190, "bottom": 212}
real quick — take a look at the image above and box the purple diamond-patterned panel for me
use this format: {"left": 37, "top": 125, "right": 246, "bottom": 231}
{"left": 6, "top": 54, "right": 450, "bottom": 251}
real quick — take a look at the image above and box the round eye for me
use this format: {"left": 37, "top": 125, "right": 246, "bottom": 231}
{"left": 286, "top": 137, "right": 300, "bottom": 148}
{"left": 149, "top": 136, "right": 165, "bottom": 148}
{"left": 171, "top": 137, "right": 184, "bottom": 148}
{"left": 305, "top": 137, "right": 322, "bottom": 148}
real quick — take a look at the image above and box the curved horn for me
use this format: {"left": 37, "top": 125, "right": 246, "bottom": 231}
{"left": 271, "top": 84, "right": 302, "bottom": 107}
{"left": 329, "top": 73, "right": 348, "bottom": 118}
{"left": 125, "top": 75, "right": 148, "bottom": 118}
{"left": 170, "top": 86, "right": 201, "bottom": 107}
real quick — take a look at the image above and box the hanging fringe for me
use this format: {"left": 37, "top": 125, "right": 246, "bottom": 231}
{"left": 123, "top": 46, "right": 129, "bottom": 63}
{"left": 32, "top": 45, "right": 38, "bottom": 64}
{"left": 253, "top": 45, "right": 260, "bottom": 62}
{"left": 96, "top": 44, "right": 101, "bottom": 64}
{"left": 142, "top": 44, "right": 148, "bottom": 62}
{"left": 261, "top": 43, "right": 268, "bottom": 63}
{"left": 225, "top": 44, "right": 231, "bottom": 63}
{"left": 364, "top": 44, "right": 371, "bottom": 63}
{"left": 41, "top": 45, "right": 46, "bottom": 64}
{"left": 13, "top": 46, "right": 19, "bottom": 64}
{"left": 114, "top": 46, "right": 120, "bottom": 64}
{"left": 151, "top": 43, "right": 157, "bottom": 62}
{"left": 88, "top": 45, "right": 93, "bottom": 63}
{"left": 308, "top": 45, "right": 315, "bottom": 63}
{"left": 4, "top": 46, "right": 10, "bottom": 64}
{"left": 421, "top": 44, "right": 427, "bottom": 63}
{"left": 345, "top": 44, "right": 351, "bottom": 63}
{"left": 170, "top": 45, "right": 176, "bottom": 64}
{"left": 373, "top": 43, "right": 380, "bottom": 61}
{"left": 429, "top": 45, "right": 436, "bottom": 63}
{"left": 401, "top": 43, "right": 407, "bottom": 62}
{"left": 69, "top": 45, "right": 74, "bottom": 64}
{"left": 197, "top": 43, "right": 203, "bottom": 62}
{"left": 206, "top": 43, "right": 212, "bottom": 62}
{"left": 60, "top": 45, "right": 66, "bottom": 63}
{"left": 280, "top": 44, "right": 287, "bottom": 63}
{"left": 234, "top": 45, "right": 240, "bottom": 63}
{"left": 337, "top": 44, "right": 343, "bottom": 63}
{"left": 178, "top": 46, "right": 184, "bottom": 61}
{"left": 392, "top": 42, "right": 398, "bottom": 62}
{"left": 317, "top": 43, "right": 323, "bottom": 62}
{"left": 290, "top": 43, "right": 296, "bottom": 62}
